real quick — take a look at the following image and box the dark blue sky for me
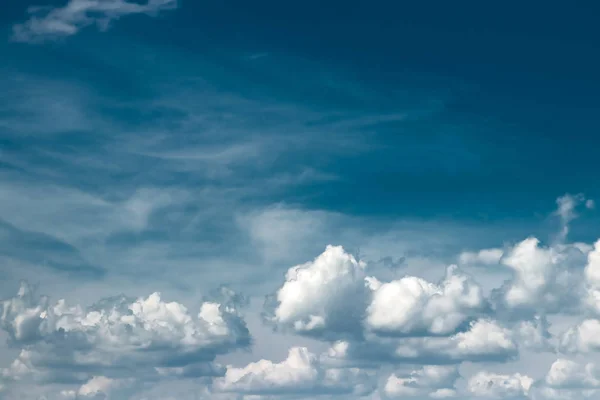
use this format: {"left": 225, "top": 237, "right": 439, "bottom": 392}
{"left": 2, "top": 1, "right": 600, "bottom": 229}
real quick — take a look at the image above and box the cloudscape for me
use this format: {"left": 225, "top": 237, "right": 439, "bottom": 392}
{"left": 1, "top": 1, "right": 600, "bottom": 399}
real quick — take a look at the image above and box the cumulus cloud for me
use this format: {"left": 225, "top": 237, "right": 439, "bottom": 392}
{"left": 491, "top": 237, "right": 588, "bottom": 315}
{"left": 366, "top": 265, "right": 486, "bottom": 336}
{"left": 467, "top": 371, "right": 533, "bottom": 399}
{"left": 12, "top": 0, "right": 178, "bottom": 43}
{"left": 0, "top": 282, "right": 249, "bottom": 393}
{"left": 267, "top": 246, "right": 488, "bottom": 340}
{"left": 266, "top": 245, "right": 368, "bottom": 338}
{"left": 4, "top": 193, "right": 600, "bottom": 399}
{"left": 214, "top": 347, "right": 374, "bottom": 396}
{"left": 266, "top": 246, "right": 550, "bottom": 370}
{"left": 383, "top": 365, "right": 459, "bottom": 399}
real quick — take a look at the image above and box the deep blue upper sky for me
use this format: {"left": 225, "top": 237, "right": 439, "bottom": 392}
{"left": 2, "top": 1, "right": 600, "bottom": 225}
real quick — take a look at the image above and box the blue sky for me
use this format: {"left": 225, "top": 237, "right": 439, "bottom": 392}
{"left": 1, "top": 1, "right": 600, "bottom": 399}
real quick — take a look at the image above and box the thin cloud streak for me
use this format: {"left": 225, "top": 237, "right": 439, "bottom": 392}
{"left": 11, "top": 0, "right": 178, "bottom": 43}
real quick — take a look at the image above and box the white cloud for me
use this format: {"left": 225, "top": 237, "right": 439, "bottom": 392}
{"left": 492, "top": 237, "right": 587, "bottom": 314}
{"left": 214, "top": 347, "right": 373, "bottom": 396}
{"left": 0, "top": 282, "right": 249, "bottom": 392}
{"left": 366, "top": 265, "right": 486, "bottom": 336}
{"left": 268, "top": 246, "right": 489, "bottom": 341}
{"left": 12, "top": 0, "right": 178, "bottom": 43}
{"left": 267, "top": 245, "right": 368, "bottom": 338}
{"left": 383, "top": 365, "right": 459, "bottom": 399}
{"left": 467, "top": 371, "right": 533, "bottom": 399}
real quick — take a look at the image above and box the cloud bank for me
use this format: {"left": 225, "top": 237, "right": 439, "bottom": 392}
{"left": 0, "top": 194, "right": 598, "bottom": 399}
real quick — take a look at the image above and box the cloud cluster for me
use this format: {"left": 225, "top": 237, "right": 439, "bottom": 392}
{"left": 265, "top": 244, "right": 559, "bottom": 369}
{"left": 2, "top": 194, "right": 600, "bottom": 399}
{"left": 214, "top": 347, "right": 373, "bottom": 396}
{"left": 383, "top": 365, "right": 459, "bottom": 398}
{"left": 0, "top": 282, "right": 249, "bottom": 398}
{"left": 12, "top": 0, "right": 178, "bottom": 43}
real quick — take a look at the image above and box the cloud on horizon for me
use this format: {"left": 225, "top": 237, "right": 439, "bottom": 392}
{"left": 0, "top": 194, "right": 599, "bottom": 399}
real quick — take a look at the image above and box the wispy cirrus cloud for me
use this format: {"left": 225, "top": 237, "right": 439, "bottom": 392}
{"left": 11, "top": 0, "right": 178, "bottom": 43}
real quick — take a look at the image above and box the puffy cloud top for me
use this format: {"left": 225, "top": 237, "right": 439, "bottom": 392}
{"left": 214, "top": 347, "right": 373, "bottom": 396}
{"left": 492, "top": 238, "right": 588, "bottom": 315}
{"left": 367, "top": 265, "right": 486, "bottom": 336}
{"left": 467, "top": 371, "right": 533, "bottom": 399}
{"left": 0, "top": 282, "right": 249, "bottom": 387}
{"left": 269, "top": 245, "right": 368, "bottom": 337}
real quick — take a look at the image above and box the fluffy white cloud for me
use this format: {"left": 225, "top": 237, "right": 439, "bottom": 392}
{"left": 0, "top": 282, "right": 249, "bottom": 391}
{"left": 12, "top": 0, "right": 178, "bottom": 43}
{"left": 492, "top": 238, "right": 587, "bottom": 314}
{"left": 383, "top": 365, "right": 459, "bottom": 399}
{"left": 366, "top": 265, "right": 486, "bottom": 336}
{"left": 214, "top": 347, "right": 374, "bottom": 396}
{"left": 267, "top": 245, "right": 368, "bottom": 338}
{"left": 467, "top": 371, "right": 533, "bottom": 399}
{"left": 4, "top": 193, "right": 600, "bottom": 399}
{"left": 268, "top": 246, "right": 487, "bottom": 340}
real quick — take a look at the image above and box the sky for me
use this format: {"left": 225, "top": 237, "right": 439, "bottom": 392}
{"left": 1, "top": 1, "right": 600, "bottom": 399}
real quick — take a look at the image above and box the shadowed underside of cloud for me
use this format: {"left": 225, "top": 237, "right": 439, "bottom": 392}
{"left": 11, "top": 0, "right": 179, "bottom": 43}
